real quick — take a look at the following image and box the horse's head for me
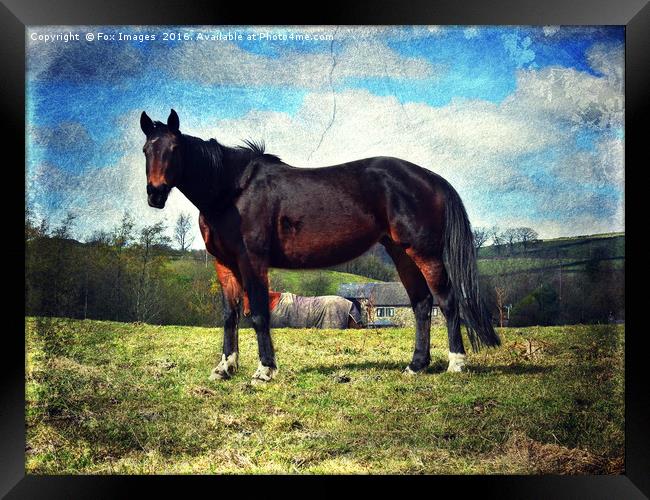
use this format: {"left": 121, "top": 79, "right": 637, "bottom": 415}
{"left": 140, "top": 109, "right": 183, "bottom": 209}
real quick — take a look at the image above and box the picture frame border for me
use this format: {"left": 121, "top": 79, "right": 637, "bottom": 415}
{"left": 3, "top": 0, "right": 647, "bottom": 496}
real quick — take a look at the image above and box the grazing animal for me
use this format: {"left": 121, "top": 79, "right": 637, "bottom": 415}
{"left": 140, "top": 109, "right": 500, "bottom": 383}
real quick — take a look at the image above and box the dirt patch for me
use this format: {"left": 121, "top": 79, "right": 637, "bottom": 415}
{"left": 504, "top": 432, "right": 623, "bottom": 474}
{"left": 190, "top": 386, "right": 216, "bottom": 398}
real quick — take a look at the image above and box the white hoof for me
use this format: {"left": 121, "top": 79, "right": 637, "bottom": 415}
{"left": 209, "top": 353, "right": 239, "bottom": 381}
{"left": 403, "top": 365, "right": 421, "bottom": 376}
{"left": 447, "top": 352, "right": 466, "bottom": 373}
{"left": 251, "top": 362, "right": 277, "bottom": 384}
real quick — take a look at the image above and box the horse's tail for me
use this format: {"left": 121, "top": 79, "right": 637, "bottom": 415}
{"left": 441, "top": 182, "right": 500, "bottom": 351}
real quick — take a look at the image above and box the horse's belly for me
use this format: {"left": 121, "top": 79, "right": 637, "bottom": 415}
{"left": 271, "top": 224, "right": 380, "bottom": 268}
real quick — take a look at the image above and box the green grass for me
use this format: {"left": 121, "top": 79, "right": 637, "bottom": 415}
{"left": 26, "top": 317, "right": 624, "bottom": 474}
{"left": 477, "top": 233, "right": 624, "bottom": 262}
{"left": 268, "top": 269, "right": 382, "bottom": 295}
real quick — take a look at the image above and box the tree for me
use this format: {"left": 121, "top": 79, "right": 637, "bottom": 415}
{"left": 52, "top": 212, "right": 77, "bottom": 239}
{"left": 489, "top": 226, "right": 504, "bottom": 255}
{"left": 501, "top": 228, "right": 520, "bottom": 255}
{"left": 49, "top": 212, "right": 81, "bottom": 317}
{"left": 133, "top": 221, "right": 170, "bottom": 323}
{"left": 510, "top": 284, "right": 559, "bottom": 326}
{"left": 113, "top": 212, "right": 135, "bottom": 249}
{"left": 515, "top": 227, "right": 539, "bottom": 250}
{"left": 473, "top": 227, "right": 489, "bottom": 252}
{"left": 109, "top": 212, "right": 135, "bottom": 321}
{"left": 494, "top": 286, "right": 507, "bottom": 327}
{"left": 25, "top": 207, "right": 41, "bottom": 241}
{"left": 174, "top": 212, "right": 195, "bottom": 252}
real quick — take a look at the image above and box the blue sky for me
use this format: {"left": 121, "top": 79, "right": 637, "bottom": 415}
{"left": 26, "top": 26, "right": 624, "bottom": 246}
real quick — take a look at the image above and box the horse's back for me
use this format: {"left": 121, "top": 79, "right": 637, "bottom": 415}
{"left": 241, "top": 155, "right": 447, "bottom": 268}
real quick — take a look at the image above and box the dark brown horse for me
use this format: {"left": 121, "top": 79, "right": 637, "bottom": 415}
{"left": 140, "top": 109, "right": 500, "bottom": 383}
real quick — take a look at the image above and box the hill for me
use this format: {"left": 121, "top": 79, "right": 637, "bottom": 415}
{"left": 477, "top": 233, "right": 624, "bottom": 277}
{"left": 168, "top": 260, "right": 382, "bottom": 296}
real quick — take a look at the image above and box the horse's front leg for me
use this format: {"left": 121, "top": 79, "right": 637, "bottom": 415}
{"left": 209, "top": 261, "right": 243, "bottom": 381}
{"left": 242, "top": 263, "right": 277, "bottom": 383}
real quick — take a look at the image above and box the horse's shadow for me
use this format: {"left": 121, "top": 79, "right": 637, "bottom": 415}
{"left": 470, "top": 364, "right": 553, "bottom": 375}
{"left": 298, "top": 359, "right": 447, "bottom": 375}
{"left": 298, "top": 360, "right": 552, "bottom": 376}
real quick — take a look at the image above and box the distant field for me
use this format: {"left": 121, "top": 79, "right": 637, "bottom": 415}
{"left": 477, "top": 256, "right": 624, "bottom": 277}
{"left": 478, "top": 233, "right": 624, "bottom": 261}
{"left": 167, "top": 259, "right": 380, "bottom": 296}
{"left": 26, "top": 317, "right": 624, "bottom": 474}
{"left": 477, "top": 233, "right": 624, "bottom": 277}
{"left": 268, "top": 268, "right": 382, "bottom": 295}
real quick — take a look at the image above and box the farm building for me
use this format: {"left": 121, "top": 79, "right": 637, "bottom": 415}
{"left": 337, "top": 282, "right": 445, "bottom": 328}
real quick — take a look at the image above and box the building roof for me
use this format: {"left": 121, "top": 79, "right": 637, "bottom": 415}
{"left": 338, "top": 282, "right": 439, "bottom": 307}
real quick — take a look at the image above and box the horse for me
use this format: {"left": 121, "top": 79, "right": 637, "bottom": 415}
{"left": 140, "top": 109, "right": 500, "bottom": 383}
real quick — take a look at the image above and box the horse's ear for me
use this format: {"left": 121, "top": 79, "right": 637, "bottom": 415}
{"left": 167, "top": 109, "right": 180, "bottom": 134}
{"left": 140, "top": 111, "right": 154, "bottom": 136}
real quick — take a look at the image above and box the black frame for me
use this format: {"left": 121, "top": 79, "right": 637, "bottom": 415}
{"left": 3, "top": 0, "right": 648, "bottom": 497}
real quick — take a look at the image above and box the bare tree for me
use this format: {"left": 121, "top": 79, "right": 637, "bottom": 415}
{"left": 37, "top": 217, "right": 50, "bottom": 238}
{"left": 502, "top": 228, "right": 521, "bottom": 255}
{"left": 494, "top": 285, "right": 508, "bottom": 328}
{"left": 53, "top": 212, "right": 77, "bottom": 239}
{"left": 174, "top": 212, "right": 195, "bottom": 252}
{"left": 489, "top": 226, "right": 504, "bottom": 255}
{"left": 516, "top": 227, "right": 539, "bottom": 250}
{"left": 473, "top": 227, "right": 489, "bottom": 251}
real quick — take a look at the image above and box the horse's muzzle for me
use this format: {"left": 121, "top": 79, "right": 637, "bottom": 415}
{"left": 147, "top": 183, "right": 170, "bottom": 209}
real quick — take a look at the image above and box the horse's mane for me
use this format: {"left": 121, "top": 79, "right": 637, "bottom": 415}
{"left": 182, "top": 133, "right": 281, "bottom": 164}
{"left": 181, "top": 135, "right": 224, "bottom": 176}
{"left": 237, "top": 138, "right": 282, "bottom": 163}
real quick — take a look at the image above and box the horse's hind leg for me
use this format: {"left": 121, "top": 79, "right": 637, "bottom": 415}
{"left": 406, "top": 250, "right": 466, "bottom": 372}
{"left": 381, "top": 238, "right": 433, "bottom": 374}
{"left": 437, "top": 288, "right": 466, "bottom": 372}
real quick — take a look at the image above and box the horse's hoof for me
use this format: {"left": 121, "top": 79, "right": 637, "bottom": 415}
{"left": 209, "top": 353, "right": 238, "bottom": 381}
{"left": 251, "top": 362, "right": 277, "bottom": 384}
{"left": 403, "top": 365, "right": 423, "bottom": 376}
{"left": 209, "top": 369, "right": 229, "bottom": 381}
{"left": 447, "top": 352, "right": 466, "bottom": 373}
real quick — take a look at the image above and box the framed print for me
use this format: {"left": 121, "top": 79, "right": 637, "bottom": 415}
{"left": 3, "top": 0, "right": 649, "bottom": 497}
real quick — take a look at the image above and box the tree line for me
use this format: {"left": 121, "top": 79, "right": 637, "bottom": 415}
{"left": 25, "top": 210, "right": 624, "bottom": 328}
{"left": 26, "top": 210, "right": 223, "bottom": 327}
{"left": 473, "top": 226, "right": 540, "bottom": 255}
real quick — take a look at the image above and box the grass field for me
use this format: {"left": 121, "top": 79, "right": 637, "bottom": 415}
{"left": 26, "top": 317, "right": 624, "bottom": 474}
{"left": 268, "top": 268, "right": 382, "bottom": 295}
{"left": 477, "top": 233, "right": 624, "bottom": 261}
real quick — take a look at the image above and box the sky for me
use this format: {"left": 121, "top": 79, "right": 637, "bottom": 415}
{"left": 26, "top": 26, "right": 625, "bottom": 248}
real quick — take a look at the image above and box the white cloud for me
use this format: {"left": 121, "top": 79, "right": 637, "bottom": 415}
{"left": 163, "top": 33, "right": 439, "bottom": 90}
{"left": 506, "top": 64, "right": 623, "bottom": 131}
{"left": 587, "top": 42, "right": 624, "bottom": 85}
{"left": 27, "top": 40, "right": 625, "bottom": 245}
{"left": 501, "top": 33, "right": 536, "bottom": 67}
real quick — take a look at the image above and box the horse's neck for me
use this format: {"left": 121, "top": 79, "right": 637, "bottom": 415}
{"left": 177, "top": 137, "right": 251, "bottom": 214}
